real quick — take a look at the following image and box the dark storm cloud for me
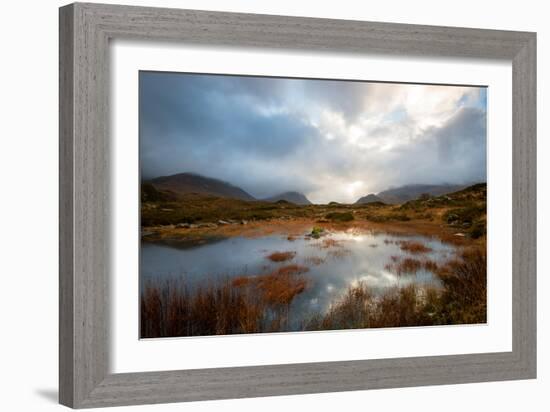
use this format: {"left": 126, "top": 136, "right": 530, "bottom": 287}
{"left": 140, "top": 72, "right": 322, "bottom": 198}
{"left": 140, "top": 72, "right": 487, "bottom": 203}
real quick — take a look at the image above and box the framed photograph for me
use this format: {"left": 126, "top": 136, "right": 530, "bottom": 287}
{"left": 59, "top": 2, "right": 536, "bottom": 408}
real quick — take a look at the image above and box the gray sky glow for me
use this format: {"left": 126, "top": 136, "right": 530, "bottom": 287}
{"left": 140, "top": 72, "right": 487, "bottom": 204}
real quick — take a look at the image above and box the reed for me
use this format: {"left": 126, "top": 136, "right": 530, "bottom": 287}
{"left": 398, "top": 240, "right": 433, "bottom": 254}
{"left": 141, "top": 264, "right": 310, "bottom": 338}
{"left": 141, "top": 245, "right": 487, "bottom": 337}
{"left": 307, "top": 244, "right": 486, "bottom": 330}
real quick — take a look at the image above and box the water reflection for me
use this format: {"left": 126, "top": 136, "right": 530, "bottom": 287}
{"left": 141, "top": 230, "right": 456, "bottom": 329}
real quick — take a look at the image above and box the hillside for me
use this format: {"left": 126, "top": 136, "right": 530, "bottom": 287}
{"left": 263, "top": 191, "right": 312, "bottom": 205}
{"left": 355, "top": 193, "right": 385, "bottom": 205}
{"left": 150, "top": 173, "right": 255, "bottom": 201}
{"left": 141, "top": 182, "right": 178, "bottom": 202}
{"left": 376, "top": 184, "right": 467, "bottom": 204}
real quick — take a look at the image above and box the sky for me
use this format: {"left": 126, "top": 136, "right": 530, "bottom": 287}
{"left": 140, "top": 71, "right": 487, "bottom": 204}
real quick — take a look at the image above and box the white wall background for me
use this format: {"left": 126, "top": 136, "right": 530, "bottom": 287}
{"left": 0, "top": 0, "right": 546, "bottom": 411}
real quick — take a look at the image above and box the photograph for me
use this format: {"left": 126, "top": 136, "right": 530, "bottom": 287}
{"left": 139, "top": 71, "right": 487, "bottom": 338}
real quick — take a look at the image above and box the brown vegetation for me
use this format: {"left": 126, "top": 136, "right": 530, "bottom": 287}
{"left": 140, "top": 183, "right": 487, "bottom": 337}
{"left": 141, "top": 264, "right": 310, "bottom": 338}
{"left": 141, "top": 243, "right": 486, "bottom": 337}
{"left": 141, "top": 183, "right": 486, "bottom": 249}
{"left": 306, "top": 244, "right": 486, "bottom": 330}
{"left": 266, "top": 251, "right": 296, "bottom": 262}
{"left": 435, "top": 246, "right": 487, "bottom": 323}
{"left": 306, "top": 283, "right": 439, "bottom": 330}
{"left": 398, "top": 240, "right": 433, "bottom": 254}
{"left": 385, "top": 256, "right": 440, "bottom": 276}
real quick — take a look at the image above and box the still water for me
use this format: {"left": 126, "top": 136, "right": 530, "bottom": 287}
{"left": 141, "top": 230, "right": 456, "bottom": 326}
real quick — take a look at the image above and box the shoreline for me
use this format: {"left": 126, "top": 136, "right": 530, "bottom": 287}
{"left": 142, "top": 216, "right": 477, "bottom": 248}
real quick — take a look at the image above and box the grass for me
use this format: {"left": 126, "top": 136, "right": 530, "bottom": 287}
{"left": 398, "top": 240, "right": 432, "bottom": 254}
{"left": 141, "top": 264, "right": 310, "bottom": 338}
{"left": 141, "top": 184, "right": 487, "bottom": 250}
{"left": 305, "top": 283, "right": 438, "bottom": 330}
{"left": 325, "top": 211, "right": 354, "bottom": 222}
{"left": 307, "top": 244, "right": 486, "bottom": 330}
{"left": 266, "top": 251, "right": 296, "bottom": 262}
{"left": 141, "top": 242, "right": 486, "bottom": 337}
{"left": 385, "top": 256, "right": 439, "bottom": 275}
{"left": 469, "top": 219, "right": 487, "bottom": 239}
{"left": 140, "top": 278, "right": 267, "bottom": 337}
{"left": 140, "top": 183, "right": 487, "bottom": 336}
{"left": 141, "top": 184, "right": 486, "bottom": 228}
{"left": 435, "top": 246, "right": 487, "bottom": 324}
{"left": 443, "top": 203, "right": 486, "bottom": 239}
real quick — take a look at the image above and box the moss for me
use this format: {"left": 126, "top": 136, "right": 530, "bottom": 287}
{"left": 311, "top": 226, "right": 324, "bottom": 239}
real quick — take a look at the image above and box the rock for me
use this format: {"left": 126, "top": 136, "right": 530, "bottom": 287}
{"left": 454, "top": 233, "right": 466, "bottom": 237}
{"left": 241, "top": 220, "right": 248, "bottom": 225}
{"left": 176, "top": 223, "right": 190, "bottom": 229}
{"left": 218, "top": 220, "right": 230, "bottom": 225}
{"left": 189, "top": 224, "right": 199, "bottom": 229}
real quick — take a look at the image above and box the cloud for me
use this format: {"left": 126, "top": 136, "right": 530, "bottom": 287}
{"left": 140, "top": 72, "right": 487, "bottom": 203}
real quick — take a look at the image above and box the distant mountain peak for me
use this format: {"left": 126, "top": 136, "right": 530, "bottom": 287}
{"left": 374, "top": 183, "right": 467, "bottom": 204}
{"left": 263, "top": 191, "right": 312, "bottom": 205}
{"left": 355, "top": 193, "right": 385, "bottom": 205}
{"left": 150, "top": 172, "right": 255, "bottom": 201}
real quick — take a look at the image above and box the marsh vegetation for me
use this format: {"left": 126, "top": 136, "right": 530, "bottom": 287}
{"left": 140, "top": 183, "right": 486, "bottom": 338}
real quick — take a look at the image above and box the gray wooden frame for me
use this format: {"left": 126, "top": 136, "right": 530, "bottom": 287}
{"left": 59, "top": 2, "right": 536, "bottom": 409}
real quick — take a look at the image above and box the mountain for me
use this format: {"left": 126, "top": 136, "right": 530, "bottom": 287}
{"left": 263, "top": 191, "right": 312, "bottom": 205}
{"left": 375, "top": 184, "right": 467, "bottom": 204}
{"left": 355, "top": 193, "right": 385, "bottom": 205}
{"left": 150, "top": 173, "right": 255, "bottom": 201}
{"left": 141, "top": 182, "right": 178, "bottom": 202}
